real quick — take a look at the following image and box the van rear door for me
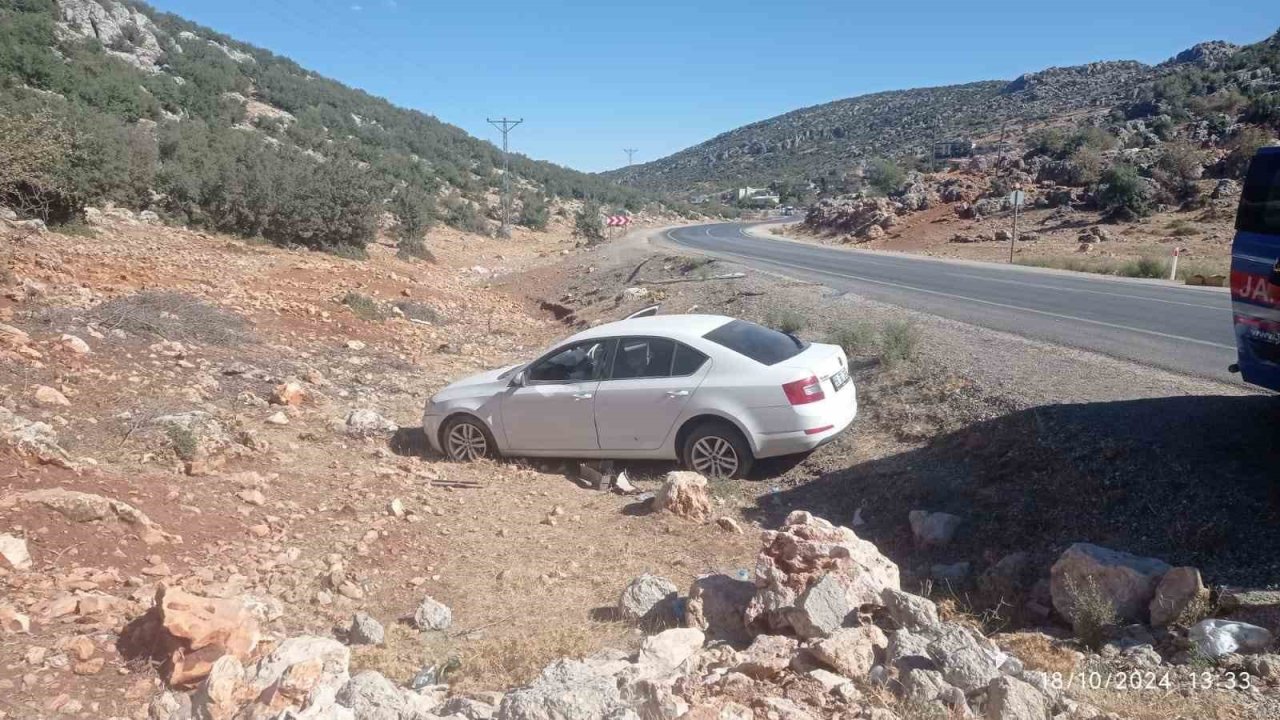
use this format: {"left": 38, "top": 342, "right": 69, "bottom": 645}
{"left": 1231, "top": 147, "right": 1280, "bottom": 391}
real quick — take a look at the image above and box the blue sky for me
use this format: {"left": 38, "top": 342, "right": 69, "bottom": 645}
{"left": 148, "top": 1, "right": 1277, "bottom": 173}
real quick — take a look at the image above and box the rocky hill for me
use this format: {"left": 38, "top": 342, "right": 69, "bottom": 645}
{"left": 608, "top": 33, "right": 1278, "bottom": 198}
{"left": 0, "top": 0, "right": 663, "bottom": 251}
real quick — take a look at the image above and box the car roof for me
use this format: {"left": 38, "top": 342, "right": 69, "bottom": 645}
{"left": 564, "top": 314, "right": 734, "bottom": 344}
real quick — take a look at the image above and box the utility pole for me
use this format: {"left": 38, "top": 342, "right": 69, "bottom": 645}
{"left": 624, "top": 148, "right": 638, "bottom": 167}
{"left": 486, "top": 117, "right": 523, "bottom": 237}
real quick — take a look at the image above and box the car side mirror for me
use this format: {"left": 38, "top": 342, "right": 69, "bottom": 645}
{"left": 510, "top": 370, "right": 526, "bottom": 387}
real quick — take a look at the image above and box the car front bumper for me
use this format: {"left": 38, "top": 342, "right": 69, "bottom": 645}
{"left": 422, "top": 409, "right": 445, "bottom": 454}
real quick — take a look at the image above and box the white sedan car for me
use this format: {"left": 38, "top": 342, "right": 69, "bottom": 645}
{"left": 422, "top": 314, "right": 857, "bottom": 479}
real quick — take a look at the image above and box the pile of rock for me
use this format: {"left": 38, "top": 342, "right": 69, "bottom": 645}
{"left": 803, "top": 197, "right": 905, "bottom": 241}
{"left": 498, "top": 511, "right": 1076, "bottom": 720}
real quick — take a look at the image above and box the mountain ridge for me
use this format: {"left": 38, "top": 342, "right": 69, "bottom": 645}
{"left": 608, "top": 32, "right": 1277, "bottom": 197}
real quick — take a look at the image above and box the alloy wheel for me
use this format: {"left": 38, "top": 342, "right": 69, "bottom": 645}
{"left": 690, "top": 435, "right": 739, "bottom": 479}
{"left": 446, "top": 421, "right": 488, "bottom": 461}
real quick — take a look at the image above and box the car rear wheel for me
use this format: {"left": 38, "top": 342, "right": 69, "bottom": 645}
{"left": 682, "top": 421, "right": 754, "bottom": 480}
{"left": 441, "top": 415, "right": 497, "bottom": 462}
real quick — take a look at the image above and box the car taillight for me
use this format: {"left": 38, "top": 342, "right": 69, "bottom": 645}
{"left": 782, "top": 375, "right": 825, "bottom": 405}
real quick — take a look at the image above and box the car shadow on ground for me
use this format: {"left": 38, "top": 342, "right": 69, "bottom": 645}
{"left": 749, "top": 394, "right": 1280, "bottom": 588}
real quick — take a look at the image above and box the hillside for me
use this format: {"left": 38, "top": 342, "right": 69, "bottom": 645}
{"left": 609, "top": 32, "right": 1280, "bottom": 198}
{"left": 0, "top": 0, "right": 660, "bottom": 251}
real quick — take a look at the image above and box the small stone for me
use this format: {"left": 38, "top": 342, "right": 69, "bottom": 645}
{"left": 0, "top": 534, "right": 32, "bottom": 570}
{"left": 67, "top": 635, "right": 95, "bottom": 661}
{"left": 34, "top": 385, "right": 71, "bottom": 407}
{"left": 413, "top": 596, "right": 452, "bottom": 631}
{"left": 716, "top": 516, "right": 743, "bottom": 533}
{"left": 236, "top": 489, "right": 266, "bottom": 506}
{"left": 265, "top": 411, "right": 289, "bottom": 425}
{"left": 811, "top": 626, "right": 888, "bottom": 678}
{"left": 60, "top": 335, "right": 91, "bottom": 355}
{"left": 73, "top": 657, "right": 106, "bottom": 675}
{"left": 348, "top": 613, "right": 385, "bottom": 646}
{"left": 908, "top": 510, "right": 961, "bottom": 548}
{"left": 389, "top": 498, "right": 406, "bottom": 518}
{"left": 1150, "top": 567, "right": 1208, "bottom": 627}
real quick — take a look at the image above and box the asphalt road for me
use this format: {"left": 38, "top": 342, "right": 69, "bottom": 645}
{"left": 666, "top": 222, "right": 1239, "bottom": 382}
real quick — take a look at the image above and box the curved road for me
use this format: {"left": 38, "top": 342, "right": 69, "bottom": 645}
{"left": 666, "top": 222, "right": 1238, "bottom": 382}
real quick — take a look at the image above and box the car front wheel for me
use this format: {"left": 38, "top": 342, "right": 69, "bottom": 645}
{"left": 441, "top": 415, "right": 497, "bottom": 462}
{"left": 682, "top": 421, "right": 754, "bottom": 480}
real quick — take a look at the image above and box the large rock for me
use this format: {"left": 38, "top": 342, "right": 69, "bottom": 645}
{"left": 985, "top": 675, "right": 1052, "bottom": 720}
{"left": 1049, "top": 543, "right": 1171, "bottom": 626}
{"left": 1149, "top": 567, "right": 1208, "bottom": 627}
{"left": 0, "top": 406, "right": 76, "bottom": 467}
{"left": 732, "top": 634, "right": 798, "bottom": 679}
{"left": 497, "top": 658, "right": 634, "bottom": 719}
{"left": 927, "top": 625, "right": 1004, "bottom": 693}
{"left": 619, "top": 574, "right": 679, "bottom": 624}
{"left": 1189, "top": 619, "right": 1274, "bottom": 658}
{"left": 653, "top": 471, "right": 712, "bottom": 521}
{"left": 686, "top": 573, "right": 754, "bottom": 646}
{"left": 744, "top": 511, "right": 900, "bottom": 637}
{"left": 908, "top": 510, "right": 962, "bottom": 548}
{"left": 335, "top": 671, "right": 409, "bottom": 720}
{"left": 413, "top": 596, "right": 453, "bottom": 631}
{"left": 120, "top": 586, "right": 262, "bottom": 688}
{"left": 810, "top": 626, "right": 887, "bottom": 678}
{"left": 881, "top": 588, "right": 941, "bottom": 631}
{"left": 637, "top": 628, "right": 705, "bottom": 672}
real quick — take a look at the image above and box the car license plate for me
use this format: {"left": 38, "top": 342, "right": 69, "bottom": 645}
{"left": 830, "top": 368, "right": 850, "bottom": 391}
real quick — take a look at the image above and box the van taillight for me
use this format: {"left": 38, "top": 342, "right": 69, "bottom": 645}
{"left": 782, "top": 375, "right": 825, "bottom": 405}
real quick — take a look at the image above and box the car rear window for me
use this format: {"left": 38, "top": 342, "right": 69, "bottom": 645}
{"left": 703, "top": 319, "right": 806, "bottom": 366}
{"left": 1238, "top": 150, "right": 1280, "bottom": 236}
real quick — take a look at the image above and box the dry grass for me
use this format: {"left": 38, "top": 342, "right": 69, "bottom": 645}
{"left": 452, "top": 621, "right": 634, "bottom": 692}
{"left": 88, "top": 290, "right": 249, "bottom": 345}
{"left": 992, "top": 632, "right": 1080, "bottom": 675}
{"left": 765, "top": 306, "right": 806, "bottom": 334}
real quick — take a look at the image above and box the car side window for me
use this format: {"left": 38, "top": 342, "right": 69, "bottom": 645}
{"left": 671, "top": 343, "right": 709, "bottom": 376}
{"left": 527, "top": 340, "right": 610, "bottom": 383}
{"left": 610, "top": 337, "right": 676, "bottom": 380}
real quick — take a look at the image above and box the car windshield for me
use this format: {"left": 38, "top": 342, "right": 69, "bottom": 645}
{"left": 703, "top": 319, "right": 807, "bottom": 366}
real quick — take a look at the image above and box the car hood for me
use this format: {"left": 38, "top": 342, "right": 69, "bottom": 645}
{"left": 433, "top": 363, "right": 521, "bottom": 402}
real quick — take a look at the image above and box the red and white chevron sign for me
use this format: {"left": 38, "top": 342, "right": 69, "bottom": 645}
{"left": 606, "top": 215, "right": 630, "bottom": 227}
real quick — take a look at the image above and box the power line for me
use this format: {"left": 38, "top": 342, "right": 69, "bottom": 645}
{"left": 624, "top": 148, "right": 638, "bottom": 167}
{"left": 486, "top": 117, "right": 523, "bottom": 237}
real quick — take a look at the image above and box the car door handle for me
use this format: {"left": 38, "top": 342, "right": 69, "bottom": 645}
{"left": 573, "top": 392, "right": 594, "bottom": 399}
{"left": 666, "top": 390, "right": 690, "bottom": 397}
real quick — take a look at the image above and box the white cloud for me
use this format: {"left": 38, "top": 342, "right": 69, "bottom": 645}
{"left": 350, "top": 3, "right": 363, "bottom": 10}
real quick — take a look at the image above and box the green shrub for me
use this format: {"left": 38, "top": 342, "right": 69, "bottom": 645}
{"left": 1098, "top": 164, "right": 1152, "bottom": 220}
{"left": 394, "top": 301, "right": 444, "bottom": 324}
{"left": 865, "top": 158, "right": 905, "bottom": 195}
{"left": 879, "top": 319, "right": 919, "bottom": 368}
{"left": 1065, "top": 147, "right": 1105, "bottom": 186}
{"left": 166, "top": 424, "right": 198, "bottom": 461}
{"left": 341, "top": 291, "right": 387, "bottom": 321}
{"left": 1063, "top": 576, "right": 1118, "bottom": 650}
{"left": 517, "top": 191, "right": 549, "bottom": 230}
{"left": 1118, "top": 256, "right": 1168, "bottom": 278}
{"left": 391, "top": 184, "right": 436, "bottom": 241}
{"left": 397, "top": 236, "right": 436, "bottom": 263}
{"left": 443, "top": 195, "right": 490, "bottom": 236}
{"left": 765, "top": 307, "right": 806, "bottom": 334}
{"left": 829, "top": 322, "right": 877, "bottom": 357}
{"left": 573, "top": 200, "right": 605, "bottom": 244}
{"left": 1222, "top": 127, "right": 1275, "bottom": 179}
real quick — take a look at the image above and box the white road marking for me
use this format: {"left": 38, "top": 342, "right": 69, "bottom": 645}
{"left": 671, "top": 230, "right": 1235, "bottom": 351}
